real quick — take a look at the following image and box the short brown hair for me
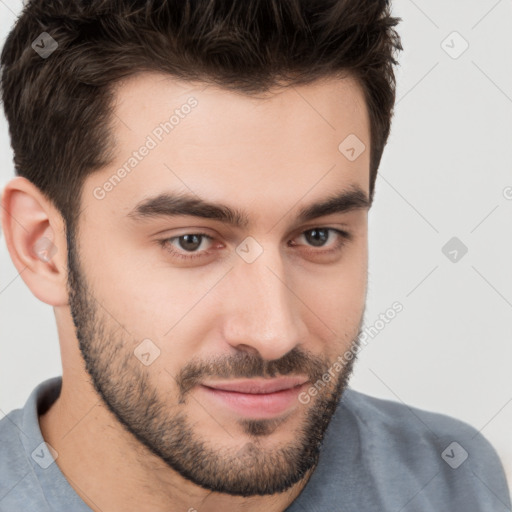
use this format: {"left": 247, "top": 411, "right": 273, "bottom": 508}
{"left": 1, "top": 0, "right": 402, "bottom": 234}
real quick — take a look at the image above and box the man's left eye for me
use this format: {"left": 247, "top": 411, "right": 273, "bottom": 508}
{"left": 295, "top": 227, "right": 350, "bottom": 248}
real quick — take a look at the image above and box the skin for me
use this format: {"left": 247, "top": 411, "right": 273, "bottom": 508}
{"left": 1, "top": 72, "right": 370, "bottom": 512}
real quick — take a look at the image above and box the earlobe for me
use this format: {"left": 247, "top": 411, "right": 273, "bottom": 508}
{"left": 1, "top": 176, "right": 69, "bottom": 307}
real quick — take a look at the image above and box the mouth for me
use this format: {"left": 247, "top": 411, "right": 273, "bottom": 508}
{"left": 198, "top": 376, "right": 309, "bottom": 419}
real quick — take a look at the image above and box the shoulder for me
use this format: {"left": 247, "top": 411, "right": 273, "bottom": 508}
{"left": 342, "top": 387, "right": 483, "bottom": 440}
{"left": 0, "top": 406, "right": 26, "bottom": 468}
{"left": 0, "top": 407, "right": 47, "bottom": 510}
{"left": 334, "top": 388, "right": 511, "bottom": 509}
{"left": 0, "top": 378, "right": 63, "bottom": 512}
{"left": 340, "top": 388, "right": 504, "bottom": 466}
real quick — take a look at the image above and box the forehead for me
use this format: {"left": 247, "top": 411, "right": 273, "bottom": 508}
{"left": 84, "top": 72, "right": 371, "bottom": 225}
{"left": 111, "top": 72, "right": 369, "bottom": 144}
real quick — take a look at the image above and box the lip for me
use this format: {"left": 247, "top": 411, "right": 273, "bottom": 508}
{"left": 198, "top": 377, "right": 309, "bottom": 419}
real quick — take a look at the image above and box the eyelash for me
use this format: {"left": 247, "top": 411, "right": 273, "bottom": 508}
{"left": 158, "top": 228, "right": 351, "bottom": 261}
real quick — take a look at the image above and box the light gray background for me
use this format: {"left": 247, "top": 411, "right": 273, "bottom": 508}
{"left": 1, "top": 0, "right": 511, "bottom": 491}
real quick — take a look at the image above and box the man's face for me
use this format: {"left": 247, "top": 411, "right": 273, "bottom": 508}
{"left": 67, "top": 73, "right": 370, "bottom": 496}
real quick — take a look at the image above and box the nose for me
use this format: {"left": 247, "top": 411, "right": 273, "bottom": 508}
{"left": 221, "top": 246, "right": 306, "bottom": 361}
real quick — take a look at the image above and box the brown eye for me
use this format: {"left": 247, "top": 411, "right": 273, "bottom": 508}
{"left": 295, "top": 228, "right": 350, "bottom": 251}
{"left": 303, "top": 228, "right": 331, "bottom": 247}
{"left": 177, "top": 234, "right": 205, "bottom": 252}
{"left": 159, "top": 232, "right": 214, "bottom": 260}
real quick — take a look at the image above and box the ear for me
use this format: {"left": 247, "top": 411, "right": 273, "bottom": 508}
{"left": 1, "top": 176, "right": 69, "bottom": 306}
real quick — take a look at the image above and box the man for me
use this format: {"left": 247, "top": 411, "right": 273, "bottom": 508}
{"left": 0, "top": 1, "right": 510, "bottom": 511}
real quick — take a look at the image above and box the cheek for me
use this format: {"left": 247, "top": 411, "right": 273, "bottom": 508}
{"left": 75, "top": 236, "right": 171, "bottom": 344}
{"left": 87, "top": 252, "right": 222, "bottom": 361}
{"left": 306, "top": 234, "right": 367, "bottom": 300}
{"left": 296, "top": 240, "right": 367, "bottom": 341}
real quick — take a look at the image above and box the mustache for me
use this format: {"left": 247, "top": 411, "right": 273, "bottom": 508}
{"left": 175, "top": 347, "right": 331, "bottom": 398}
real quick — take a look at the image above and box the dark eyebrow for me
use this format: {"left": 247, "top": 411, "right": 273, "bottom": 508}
{"left": 296, "top": 187, "right": 370, "bottom": 224}
{"left": 127, "top": 186, "right": 370, "bottom": 228}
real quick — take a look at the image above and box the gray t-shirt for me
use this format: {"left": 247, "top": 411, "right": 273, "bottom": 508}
{"left": 0, "top": 376, "right": 510, "bottom": 511}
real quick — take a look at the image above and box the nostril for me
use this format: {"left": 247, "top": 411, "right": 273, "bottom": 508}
{"left": 235, "top": 344, "right": 260, "bottom": 356}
